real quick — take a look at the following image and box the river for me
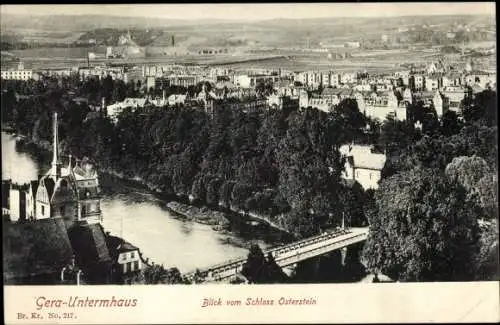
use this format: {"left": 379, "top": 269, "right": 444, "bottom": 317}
{"left": 1, "top": 131, "right": 290, "bottom": 274}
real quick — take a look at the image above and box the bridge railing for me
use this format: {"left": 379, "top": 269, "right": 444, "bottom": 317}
{"left": 272, "top": 231, "right": 368, "bottom": 267}
{"left": 184, "top": 227, "right": 353, "bottom": 279}
{"left": 268, "top": 228, "right": 350, "bottom": 257}
{"left": 205, "top": 230, "right": 367, "bottom": 281}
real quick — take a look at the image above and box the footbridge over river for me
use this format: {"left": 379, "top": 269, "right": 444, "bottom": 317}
{"left": 185, "top": 227, "right": 369, "bottom": 283}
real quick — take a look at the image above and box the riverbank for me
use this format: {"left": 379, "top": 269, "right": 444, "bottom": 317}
{"left": 166, "top": 201, "right": 230, "bottom": 231}
{"left": 100, "top": 166, "right": 295, "bottom": 237}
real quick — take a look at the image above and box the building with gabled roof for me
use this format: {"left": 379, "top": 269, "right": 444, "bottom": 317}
{"left": 107, "top": 235, "right": 144, "bottom": 283}
{"left": 442, "top": 90, "right": 466, "bottom": 113}
{"left": 339, "top": 144, "right": 386, "bottom": 190}
{"left": 359, "top": 90, "right": 407, "bottom": 122}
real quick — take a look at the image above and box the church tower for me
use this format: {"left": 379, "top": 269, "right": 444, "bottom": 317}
{"left": 35, "top": 111, "right": 79, "bottom": 226}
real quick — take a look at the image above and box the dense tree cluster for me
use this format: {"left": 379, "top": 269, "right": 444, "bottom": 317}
{"left": 363, "top": 166, "right": 482, "bottom": 281}
{"left": 143, "top": 264, "right": 187, "bottom": 284}
{"left": 364, "top": 88, "right": 498, "bottom": 281}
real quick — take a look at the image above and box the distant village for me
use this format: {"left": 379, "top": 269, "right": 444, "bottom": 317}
{"left": 2, "top": 56, "right": 495, "bottom": 121}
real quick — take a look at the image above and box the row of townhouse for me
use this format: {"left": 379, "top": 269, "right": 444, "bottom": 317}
{"left": 394, "top": 70, "right": 496, "bottom": 92}
{"left": 299, "top": 87, "right": 357, "bottom": 112}
{"left": 105, "top": 80, "right": 261, "bottom": 122}
{"left": 432, "top": 84, "right": 489, "bottom": 118}
{"left": 297, "top": 86, "right": 408, "bottom": 122}
{"left": 162, "top": 74, "right": 203, "bottom": 88}
{"left": 0, "top": 62, "right": 33, "bottom": 81}
{"left": 358, "top": 90, "right": 408, "bottom": 122}
{"left": 233, "top": 74, "right": 281, "bottom": 88}
{"left": 293, "top": 71, "right": 358, "bottom": 88}
{"left": 142, "top": 64, "right": 208, "bottom": 78}
{"left": 1, "top": 69, "right": 33, "bottom": 81}
{"left": 77, "top": 66, "right": 144, "bottom": 83}
{"left": 104, "top": 69, "right": 488, "bottom": 125}
{"left": 411, "top": 82, "right": 485, "bottom": 119}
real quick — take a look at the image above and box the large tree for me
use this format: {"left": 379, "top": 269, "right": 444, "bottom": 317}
{"left": 363, "top": 167, "right": 481, "bottom": 281}
{"left": 379, "top": 117, "right": 420, "bottom": 155}
{"left": 241, "top": 244, "right": 288, "bottom": 283}
{"left": 445, "top": 155, "right": 498, "bottom": 220}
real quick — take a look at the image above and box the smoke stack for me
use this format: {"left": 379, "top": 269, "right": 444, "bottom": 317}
{"left": 51, "top": 112, "right": 61, "bottom": 179}
{"left": 171, "top": 35, "right": 175, "bottom": 47}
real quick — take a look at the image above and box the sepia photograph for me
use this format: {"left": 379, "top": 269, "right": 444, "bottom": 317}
{"left": 1, "top": 2, "right": 498, "bottom": 323}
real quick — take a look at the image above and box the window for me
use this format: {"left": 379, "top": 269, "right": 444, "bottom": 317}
{"left": 131, "top": 252, "right": 135, "bottom": 259}
{"left": 134, "top": 261, "right": 139, "bottom": 270}
{"left": 41, "top": 205, "right": 45, "bottom": 216}
{"left": 123, "top": 262, "right": 127, "bottom": 273}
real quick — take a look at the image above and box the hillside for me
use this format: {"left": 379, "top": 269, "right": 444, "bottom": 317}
{"left": 0, "top": 13, "right": 495, "bottom": 52}
{"left": 76, "top": 28, "right": 164, "bottom": 46}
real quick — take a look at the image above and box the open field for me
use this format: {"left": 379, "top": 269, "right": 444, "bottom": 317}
{"left": 6, "top": 39, "right": 495, "bottom": 73}
{"left": 462, "top": 41, "right": 496, "bottom": 49}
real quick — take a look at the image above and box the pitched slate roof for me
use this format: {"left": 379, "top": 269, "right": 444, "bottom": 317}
{"left": 30, "top": 180, "right": 39, "bottom": 198}
{"left": 106, "top": 234, "right": 139, "bottom": 261}
{"left": 73, "top": 162, "right": 98, "bottom": 180}
{"left": 68, "top": 223, "right": 111, "bottom": 268}
{"left": 117, "top": 242, "right": 139, "bottom": 253}
{"left": 42, "top": 177, "right": 56, "bottom": 199}
{"left": 340, "top": 144, "right": 386, "bottom": 171}
{"left": 3, "top": 218, "right": 74, "bottom": 283}
{"left": 51, "top": 177, "right": 77, "bottom": 205}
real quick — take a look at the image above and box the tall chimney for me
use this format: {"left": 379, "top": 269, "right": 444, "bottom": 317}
{"left": 51, "top": 112, "right": 61, "bottom": 179}
{"left": 171, "top": 35, "right": 175, "bottom": 47}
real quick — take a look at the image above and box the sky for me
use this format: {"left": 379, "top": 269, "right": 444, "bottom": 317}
{"left": 0, "top": 3, "right": 495, "bottom": 21}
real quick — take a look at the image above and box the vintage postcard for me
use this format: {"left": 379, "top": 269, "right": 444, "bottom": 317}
{"left": 1, "top": 2, "right": 498, "bottom": 324}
